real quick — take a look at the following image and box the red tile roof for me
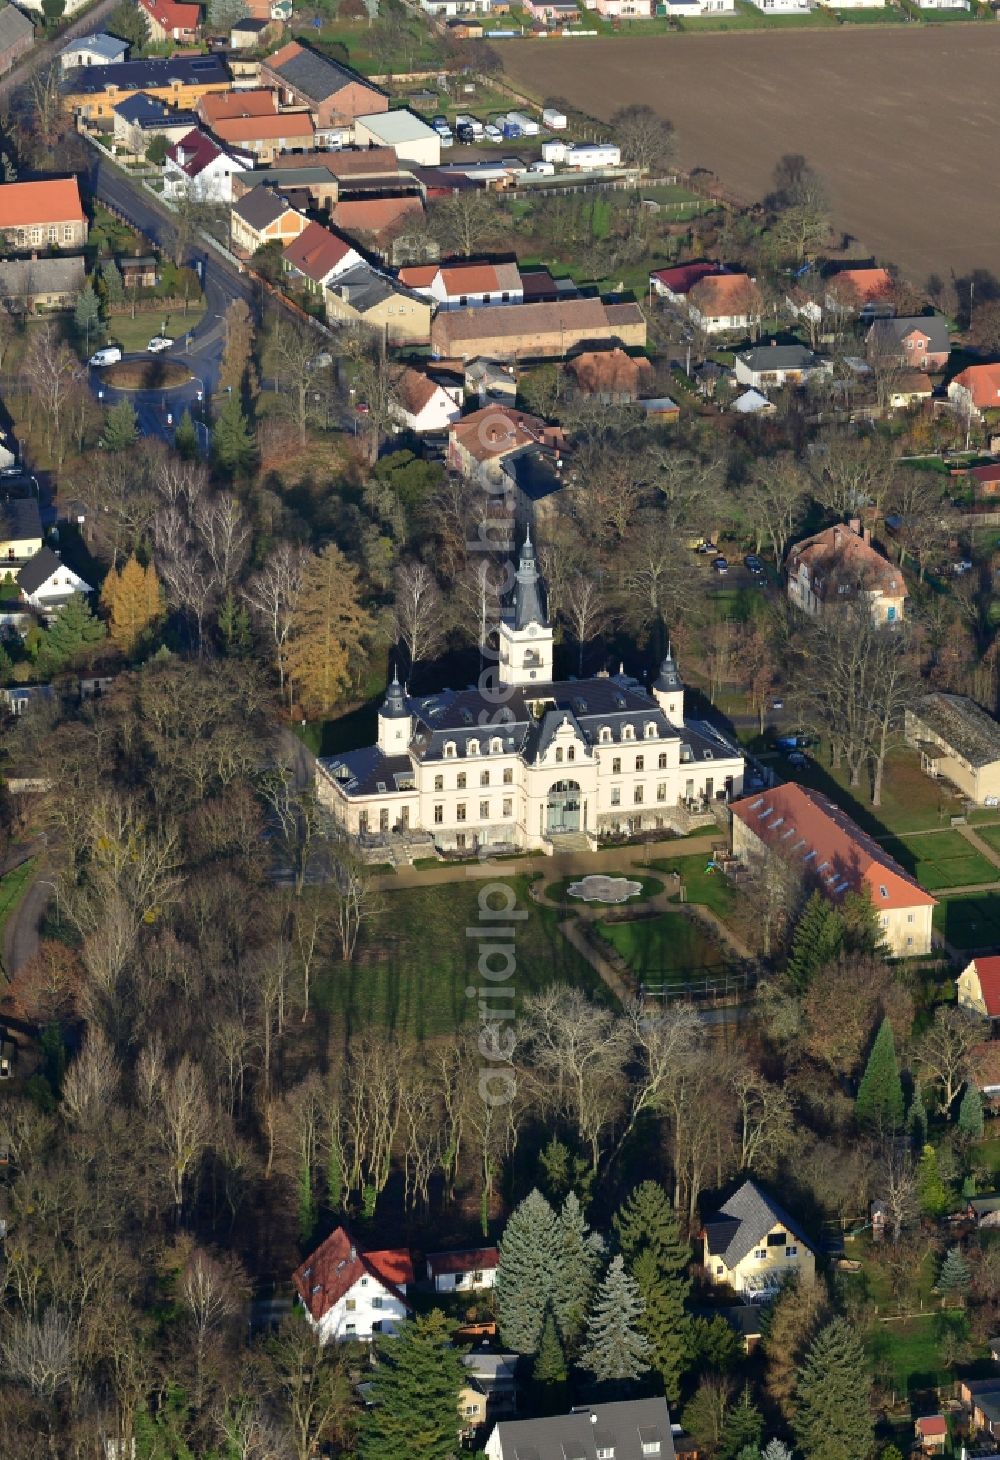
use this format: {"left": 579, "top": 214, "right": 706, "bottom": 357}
{"left": 567, "top": 347, "right": 652, "bottom": 396}
{"left": 282, "top": 220, "right": 356, "bottom": 283}
{"left": 968, "top": 956, "right": 1000, "bottom": 1017}
{"left": 0, "top": 177, "right": 85, "bottom": 228}
{"left": 213, "top": 112, "right": 314, "bottom": 144}
{"left": 199, "top": 89, "right": 278, "bottom": 122}
{"left": 398, "top": 263, "right": 437, "bottom": 288}
{"left": 450, "top": 403, "right": 551, "bottom": 462}
{"left": 952, "top": 364, "right": 1000, "bottom": 411}
{"left": 329, "top": 194, "right": 422, "bottom": 240}
{"left": 827, "top": 267, "right": 893, "bottom": 304}
{"left": 969, "top": 464, "right": 1000, "bottom": 486}
{"left": 916, "top": 1418, "right": 947, "bottom": 1439}
{"left": 650, "top": 260, "right": 724, "bottom": 295}
{"left": 788, "top": 522, "right": 904, "bottom": 601}
{"left": 293, "top": 1226, "right": 413, "bottom": 1321}
{"left": 688, "top": 272, "right": 756, "bottom": 318}
{"left": 731, "top": 783, "right": 937, "bottom": 912}
{"left": 426, "top": 1246, "right": 499, "bottom": 1277}
{"left": 138, "top": 0, "right": 200, "bottom": 32}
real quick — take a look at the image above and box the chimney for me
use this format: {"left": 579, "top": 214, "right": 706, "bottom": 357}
{"left": 848, "top": 516, "right": 861, "bottom": 536}
{"left": 863, "top": 526, "right": 872, "bottom": 546}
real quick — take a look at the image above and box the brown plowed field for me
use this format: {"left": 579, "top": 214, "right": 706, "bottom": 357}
{"left": 501, "top": 27, "right": 1000, "bottom": 284}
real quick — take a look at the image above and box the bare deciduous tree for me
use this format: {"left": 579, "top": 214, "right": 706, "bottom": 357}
{"left": 392, "top": 560, "right": 445, "bottom": 676}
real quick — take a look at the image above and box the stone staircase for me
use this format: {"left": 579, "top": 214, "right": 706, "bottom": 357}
{"left": 548, "top": 831, "right": 593, "bottom": 854}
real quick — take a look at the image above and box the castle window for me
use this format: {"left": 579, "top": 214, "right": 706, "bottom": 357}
{"left": 635, "top": 755, "right": 644, "bottom": 772}
{"left": 503, "top": 768, "right": 513, "bottom": 785}
{"left": 490, "top": 737, "right": 503, "bottom": 753}
{"left": 645, "top": 722, "right": 657, "bottom": 739}
{"left": 434, "top": 775, "right": 443, "bottom": 791}
{"left": 657, "top": 783, "right": 667, "bottom": 802}
{"left": 467, "top": 739, "right": 479, "bottom": 755}
{"left": 622, "top": 724, "right": 635, "bottom": 741}
{"left": 480, "top": 800, "right": 489, "bottom": 820}
{"left": 634, "top": 786, "right": 644, "bottom": 804}
{"left": 611, "top": 787, "right": 621, "bottom": 806}
{"left": 503, "top": 798, "right": 512, "bottom": 817}
{"left": 567, "top": 746, "right": 575, "bottom": 762}
{"left": 457, "top": 803, "right": 466, "bottom": 822}
{"left": 434, "top": 805, "right": 443, "bottom": 824}
{"left": 599, "top": 727, "right": 612, "bottom": 743}
{"left": 613, "top": 757, "right": 621, "bottom": 774}
{"left": 659, "top": 753, "right": 667, "bottom": 770}
{"left": 444, "top": 742, "right": 456, "bottom": 758}
{"left": 480, "top": 770, "right": 490, "bottom": 787}
{"left": 555, "top": 747, "right": 563, "bottom": 763}
{"left": 457, "top": 773, "right": 467, "bottom": 790}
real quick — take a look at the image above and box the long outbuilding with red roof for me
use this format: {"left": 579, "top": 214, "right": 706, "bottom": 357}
{"left": 730, "top": 782, "right": 935, "bottom": 956}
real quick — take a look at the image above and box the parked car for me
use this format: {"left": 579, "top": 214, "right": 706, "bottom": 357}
{"left": 484, "top": 123, "right": 503, "bottom": 142}
{"left": 456, "top": 123, "right": 475, "bottom": 144}
{"left": 147, "top": 336, "right": 174, "bottom": 354}
{"left": 438, "top": 128, "right": 454, "bottom": 147}
{"left": 712, "top": 556, "right": 729, "bottom": 574}
{"left": 695, "top": 540, "right": 717, "bottom": 555}
{"left": 771, "top": 698, "right": 784, "bottom": 711}
{"left": 745, "top": 554, "right": 765, "bottom": 575}
{"left": 355, "top": 402, "right": 370, "bottom": 415}
{"left": 431, "top": 115, "right": 450, "bottom": 133}
{"left": 89, "top": 346, "right": 122, "bottom": 367}
{"left": 785, "top": 750, "right": 808, "bottom": 767}
{"left": 952, "top": 559, "right": 974, "bottom": 575}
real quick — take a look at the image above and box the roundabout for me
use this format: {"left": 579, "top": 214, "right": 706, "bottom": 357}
{"left": 98, "top": 357, "right": 194, "bottom": 391}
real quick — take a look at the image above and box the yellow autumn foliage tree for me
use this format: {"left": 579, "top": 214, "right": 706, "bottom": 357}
{"left": 100, "top": 555, "right": 164, "bottom": 656}
{"left": 285, "top": 542, "right": 372, "bottom": 717}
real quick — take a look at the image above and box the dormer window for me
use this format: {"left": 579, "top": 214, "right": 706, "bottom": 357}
{"left": 555, "top": 747, "right": 563, "bottom": 763}
{"left": 467, "top": 739, "right": 479, "bottom": 755}
{"left": 622, "top": 725, "right": 635, "bottom": 741}
{"left": 880, "top": 885, "right": 888, "bottom": 899}
{"left": 599, "top": 727, "right": 612, "bottom": 743}
{"left": 567, "top": 746, "right": 575, "bottom": 762}
{"left": 490, "top": 737, "right": 503, "bottom": 754}
{"left": 444, "top": 742, "right": 456, "bottom": 758}
{"left": 645, "top": 722, "right": 657, "bottom": 739}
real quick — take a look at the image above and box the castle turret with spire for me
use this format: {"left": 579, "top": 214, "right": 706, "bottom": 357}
{"left": 377, "top": 665, "right": 412, "bottom": 753}
{"left": 498, "top": 529, "right": 553, "bottom": 687}
{"left": 652, "top": 646, "right": 684, "bottom": 723}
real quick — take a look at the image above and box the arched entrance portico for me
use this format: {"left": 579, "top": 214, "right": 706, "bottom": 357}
{"left": 547, "top": 779, "right": 582, "bottom": 834}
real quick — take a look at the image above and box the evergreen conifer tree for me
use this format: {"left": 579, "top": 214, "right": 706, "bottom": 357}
{"left": 793, "top": 1317, "right": 873, "bottom": 1460}
{"left": 212, "top": 395, "right": 255, "bottom": 476}
{"left": 720, "top": 1387, "right": 764, "bottom": 1460}
{"left": 36, "top": 595, "right": 106, "bottom": 674}
{"left": 614, "top": 1180, "right": 692, "bottom": 1400}
{"left": 552, "top": 1192, "right": 604, "bottom": 1351}
{"left": 100, "top": 258, "right": 125, "bottom": 307}
{"left": 74, "top": 282, "right": 101, "bottom": 350}
{"left": 855, "top": 1016, "right": 904, "bottom": 1132}
{"left": 936, "top": 1245, "right": 971, "bottom": 1299}
{"left": 101, "top": 399, "right": 138, "bottom": 452}
{"left": 579, "top": 1254, "right": 651, "bottom": 1385}
{"left": 958, "top": 1084, "right": 984, "bottom": 1139}
{"left": 761, "top": 1442, "right": 793, "bottom": 1460}
{"left": 173, "top": 408, "right": 199, "bottom": 459}
{"left": 909, "top": 1098, "right": 928, "bottom": 1152}
{"left": 532, "top": 1308, "right": 568, "bottom": 1405}
{"left": 786, "top": 892, "right": 844, "bottom": 990}
{"left": 495, "top": 1189, "right": 562, "bottom": 1355}
{"left": 917, "top": 1144, "right": 949, "bottom": 1217}
{"left": 358, "top": 1310, "right": 465, "bottom": 1460}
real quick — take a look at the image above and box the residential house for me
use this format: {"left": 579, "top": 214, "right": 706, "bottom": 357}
{"left": 448, "top": 404, "right": 562, "bottom": 486}
{"left": 353, "top": 108, "right": 441, "bottom": 167}
{"left": 746, "top": 0, "right": 811, "bottom": 11}
{"left": 392, "top": 366, "right": 463, "bottom": 434}
{"left": 967, "top": 463, "right": 1000, "bottom": 498}
{"left": 315, "top": 567, "right": 743, "bottom": 848}
{"left": 917, "top": 0, "right": 969, "bottom": 9}
{"left": 63, "top": 56, "right": 232, "bottom": 122}
{"left": 522, "top": 0, "right": 581, "bottom": 18}
{"left": 119, "top": 255, "right": 157, "bottom": 289}
{"left": 211, "top": 109, "right": 315, "bottom": 165}
{"left": 649, "top": 260, "right": 728, "bottom": 301}
{"left": 459, "top": 1346, "right": 517, "bottom": 1435}
{"left": 0, "top": 499, "right": 43, "bottom": 565}
{"left": 967, "top": 1197, "right": 1000, "bottom": 1229}
{"left": 426, "top": 1247, "right": 499, "bottom": 1293}
{"left": 259, "top": 41, "right": 387, "bottom": 142}
{"left": 419, "top": 0, "right": 494, "bottom": 15}
{"left": 824, "top": 265, "right": 894, "bottom": 316}
{"left": 686, "top": 272, "right": 760, "bottom": 335}
{"left": 431, "top": 298, "right": 646, "bottom": 362}
{"left": 949, "top": 364, "right": 1000, "bottom": 419}
{"left": 730, "top": 783, "right": 936, "bottom": 956}
{"left": 970, "top": 1042, "right": 1000, "bottom": 1107}
{"left": 137, "top": 0, "right": 201, "bottom": 44}
{"left": 113, "top": 92, "right": 199, "bottom": 153}
{"left": 0, "top": 255, "right": 85, "bottom": 311}
{"left": 660, "top": 0, "right": 736, "bottom": 17}
{"left": 566, "top": 347, "right": 653, "bottom": 404}
{"left": 786, "top": 520, "right": 906, "bottom": 624}
{"left": 467, "top": 357, "right": 517, "bottom": 403}
{"left": 399, "top": 259, "right": 524, "bottom": 312}
{"left": 282, "top": 220, "right": 362, "bottom": 297}
{"left": 163, "top": 128, "right": 248, "bottom": 203}
{"left": 229, "top": 184, "right": 307, "bottom": 256}
{"left": 233, "top": 162, "right": 341, "bottom": 211}
{"left": 17, "top": 547, "right": 92, "bottom": 614}
{"left": 701, "top": 1179, "right": 815, "bottom": 1299}
{"left": 324, "top": 264, "right": 432, "bottom": 344}
{"left": 0, "top": 4, "right": 32, "bottom": 77}
{"left": 485, "top": 1399, "right": 675, "bottom": 1460}
{"left": 588, "top": 0, "right": 653, "bottom": 16}
{"left": 904, "top": 692, "right": 1000, "bottom": 805}
{"left": 963, "top": 1381, "right": 1000, "bottom": 1440}
{"left": 867, "top": 314, "right": 951, "bottom": 372}
{"left": 328, "top": 196, "right": 424, "bottom": 256}
{"left": 197, "top": 87, "right": 277, "bottom": 126}
{"left": 0, "top": 177, "right": 87, "bottom": 253}
{"left": 733, "top": 342, "right": 829, "bottom": 391}
{"left": 230, "top": 15, "right": 271, "bottom": 46}
{"left": 889, "top": 370, "right": 933, "bottom": 409}
{"left": 915, "top": 1418, "right": 948, "bottom": 1455}
{"left": 293, "top": 1225, "right": 413, "bottom": 1343}
{"left": 957, "top": 955, "right": 1000, "bottom": 1024}
{"left": 273, "top": 143, "right": 402, "bottom": 191}
{"left": 447, "top": 15, "right": 485, "bottom": 35}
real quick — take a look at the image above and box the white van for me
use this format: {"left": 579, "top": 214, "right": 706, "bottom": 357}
{"left": 89, "top": 346, "right": 122, "bottom": 367}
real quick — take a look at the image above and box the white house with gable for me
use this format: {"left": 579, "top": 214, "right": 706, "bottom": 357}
{"left": 17, "top": 547, "right": 92, "bottom": 615}
{"left": 293, "top": 1226, "right": 413, "bottom": 1343}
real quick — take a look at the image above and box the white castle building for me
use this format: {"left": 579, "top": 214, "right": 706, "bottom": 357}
{"left": 316, "top": 534, "right": 745, "bottom": 852}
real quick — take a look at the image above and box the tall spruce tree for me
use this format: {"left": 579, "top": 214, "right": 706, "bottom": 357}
{"left": 855, "top": 1016, "right": 904, "bottom": 1132}
{"left": 917, "top": 1144, "right": 949, "bottom": 1217}
{"left": 74, "top": 282, "right": 101, "bottom": 348}
{"left": 496, "top": 1189, "right": 563, "bottom": 1355}
{"left": 793, "top": 1317, "right": 873, "bottom": 1460}
{"left": 720, "top": 1387, "right": 764, "bottom": 1460}
{"left": 552, "top": 1192, "right": 604, "bottom": 1351}
{"left": 358, "top": 1310, "right": 465, "bottom": 1460}
{"left": 212, "top": 394, "right": 256, "bottom": 475}
{"left": 580, "top": 1254, "right": 651, "bottom": 1386}
{"left": 101, "top": 399, "right": 138, "bottom": 452}
{"left": 614, "top": 1181, "right": 692, "bottom": 1401}
{"left": 958, "top": 1083, "right": 984, "bottom": 1139}
{"left": 936, "top": 1245, "right": 971, "bottom": 1299}
{"left": 786, "top": 892, "right": 844, "bottom": 991}
{"left": 532, "top": 1308, "right": 568, "bottom": 1407}
{"left": 36, "top": 594, "right": 106, "bottom": 674}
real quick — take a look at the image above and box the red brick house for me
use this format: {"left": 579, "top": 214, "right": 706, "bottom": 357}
{"left": 968, "top": 462, "right": 1000, "bottom": 498}
{"left": 137, "top": 0, "right": 201, "bottom": 43}
{"left": 866, "top": 315, "right": 950, "bottom": 372}
{"left": 0, "top": 4, "right": 33, "bottom": 79}
{"left": 259, "top": 41, "right": 386, "bottom": 134}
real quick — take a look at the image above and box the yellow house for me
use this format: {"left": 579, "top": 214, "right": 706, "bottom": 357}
{"left": 702, "top": 1180, "right": 815, "bottom": 1299}
{"left": 0, "top": 499, "right": 43, "bottom": 566}
{"left": 957, "top": 956, "right": 1000, "bottom": 1023}
{"left": 64, "top": 55, "right": 232, "bottom": 121}
{"left": 325, "top": 265, "right": 432, "bottom": 346}
{"left": 904, "top": 692, "right": 1000, "bottom": 807}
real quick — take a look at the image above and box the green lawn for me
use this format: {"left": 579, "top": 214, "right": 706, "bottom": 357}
{"left": 315, "top": 875, "right": 608, "bottom": 1039}
{"left": 778, "top": 744, "right": 974, "bottom": 837}
{"left": 934, "top": 890, "right": 1000, "bottom": 950}
{"left": 880, "top": 829, "right": 997, "bottom": 891}
{"left": 102, "top": 304, "right": 206, "bottom": 356}
{"left": 972, "top": 823, "right": 1000, "bottom": 860}
{"left": 595, "top": 908, "right": 730, "bottom": 981}
{"left": 645, "top": 854, "right": 737, "bottom": 921}
{"left": 866, "top": 1313, "right": 969, "bottom": 1400}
